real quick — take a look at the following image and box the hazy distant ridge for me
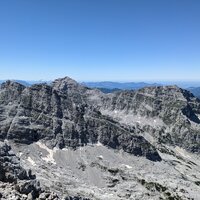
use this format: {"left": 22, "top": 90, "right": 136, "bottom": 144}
{"left": 82, "top": 81, "right": 160, "bottom": 90}
{"left": 187, "top": 87, "right": 200, "bottom": 98}
{"left": 1, "top": 79, "right": 200, "bottom": 98}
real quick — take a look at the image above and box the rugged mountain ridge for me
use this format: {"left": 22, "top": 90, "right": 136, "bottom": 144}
{"left": 0, "top": 77, "right": 200, "bottom": 199}
{"left": 0, "top": 78, "right": 161, "bottom": 161}
{"left": 1, "top": 77, "right": 199, "bottom": 158}
{"left": 86, "top": 85, "right": 200, "bottom": 153}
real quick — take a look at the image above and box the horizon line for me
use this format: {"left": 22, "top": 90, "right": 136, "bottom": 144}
{"left": 1, "top": 78, "right": 200, "bottom": 83}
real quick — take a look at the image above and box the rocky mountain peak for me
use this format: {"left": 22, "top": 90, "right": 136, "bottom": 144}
{"left": 0, "top": 81, "right": 26, "bottom": 105}
{"left": 137, "top": 85, "right": 193, "bottom": 101}
{"left": 52, "top": 76, "right": 85, "bottom": 93}
{"left": 0, "top": 77, "right": 162, "bottom": 161}
{"left": 0, "top": 80, "right": 26, "bottom": 91}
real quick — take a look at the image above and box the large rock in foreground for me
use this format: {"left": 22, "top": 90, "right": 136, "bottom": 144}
{"left": 0, "top": 141, "right": 42, "bottom": 199}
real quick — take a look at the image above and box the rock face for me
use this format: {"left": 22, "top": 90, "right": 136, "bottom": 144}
{"left": 0, "top": 141, "right": 43, "bottom": 199}
{"left": 88, "top": 85, "right": 200, "bottom": 153}
{"left": 0, "top": 141, "right": 35, "bottom": 183}
{"left": 0, "top": 76, "right": 200, "bottom": 199}
{"left": 0, "top": 78, "right": 161, "bottom": 161}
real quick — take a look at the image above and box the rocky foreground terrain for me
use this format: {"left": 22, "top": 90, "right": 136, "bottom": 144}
{"left": 0, "top": 77, "right": 199, "bottom": 199}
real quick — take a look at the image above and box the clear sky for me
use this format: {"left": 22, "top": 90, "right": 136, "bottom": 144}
{"left": 0, "top": 0, "right": 200, "bottom": 81}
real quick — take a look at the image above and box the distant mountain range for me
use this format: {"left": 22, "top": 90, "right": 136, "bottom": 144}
{"left": 0, "top": 80, "right": 31, "bottom": 86}
{"left": 82, "top": 82, "right": 200, "bottom": 97}
{"left": 0, "top": 80, "right": 50, "bottom": 86}
{"left": 82, "top": 81, "right": 161, "bottom": 90}
{"left": 95, "top": 88, "right": 122, "bottom": 93}
{"left": 1, "top": 80, "right": 200, "bottom": 98}
{"left": 187, "top": 87, "right": 200, "bottom": 98}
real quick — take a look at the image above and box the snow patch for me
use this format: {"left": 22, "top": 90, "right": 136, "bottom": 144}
{"left": 121, "top": 164, "right": 132, "bottom": 169}
{"left": 62, "top": 148, "right": 69, "bottom": 151}
{"left": 27, "top": 157, "right": 36, "bottom": 166}
{"left": 36, "top": 141, "right": 57, "bottom": 164}
{"left": 96, "top": 141, "right": 103, "bottom": 146}
{"left": 175, "top": 146, "right": 191, "bottom": 159}
{"left": 4, "top": 139, "right": 9, "bottom": 144}
{"left": 97, "top": 155, "right": 103, "bottom": 160}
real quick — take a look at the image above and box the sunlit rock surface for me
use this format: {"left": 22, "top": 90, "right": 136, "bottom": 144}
{"left": 0, "top": 77, "right": 200, "bottom": 199}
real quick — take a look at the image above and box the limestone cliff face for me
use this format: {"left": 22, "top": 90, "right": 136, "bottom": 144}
{"left": 88, "top": 85, "right": 200, "bottom": 153}
{"left": 1, "top": 77, "right": 199, "bottom": 160}
{"left": 0, "top": 77, "right": 161, "bottom": 161}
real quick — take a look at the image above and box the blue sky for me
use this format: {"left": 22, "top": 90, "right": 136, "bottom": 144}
{"left": 0, "top": 0, "right": 200, "bottom": 81}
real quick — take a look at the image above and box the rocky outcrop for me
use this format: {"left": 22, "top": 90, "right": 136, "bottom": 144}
{"left": 0, "top": 141, "right": 92, "bottom": 200}
{"left": 0, "top": 141, "right": 46, "bottom": 199}
{"left": 0, "top": 78, "right": 161, "bottom": 161}
{"left": 0, "top": 142, "right": 35, "bottom": 183}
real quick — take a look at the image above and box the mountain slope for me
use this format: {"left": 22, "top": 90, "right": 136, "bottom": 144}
{"left": 187, "top": 87, "right": 200, "bottom": 99}
{"left": 86, "top": 85, "right": 200, "bottom": 154}
{"left": 0, "top": 78, "right": 160, "bottom": 161}
{"left": 0, "top": 77, "right": 200, "bottom": 199}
